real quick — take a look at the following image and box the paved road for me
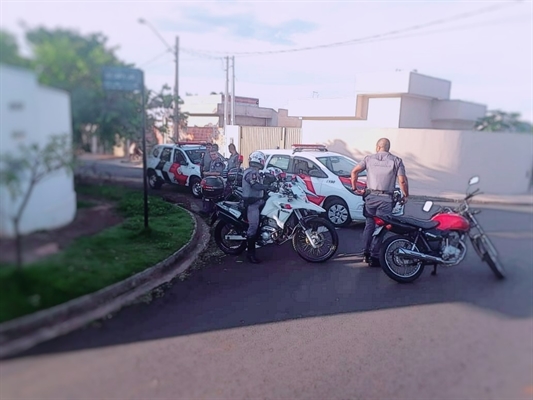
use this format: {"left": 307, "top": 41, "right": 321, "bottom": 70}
{"left": 3, "top": 211, "right": 532, "bottom": 399}
{"left": 2, "top": 161, "right": 531, "bottom": 399}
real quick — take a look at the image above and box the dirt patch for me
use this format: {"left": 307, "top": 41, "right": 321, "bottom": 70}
{"left": 0, "top": 196, "right": 123, "bottom": 265}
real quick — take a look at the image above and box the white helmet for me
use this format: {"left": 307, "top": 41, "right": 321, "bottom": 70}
{"left": 249, "top": 151, "right": 266, "bottom": 168}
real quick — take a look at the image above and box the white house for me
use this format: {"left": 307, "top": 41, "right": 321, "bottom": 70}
{"left": 288, "top": 71, "right": 533, "bottom": 196}
{"left": 0, "top": 64, "right": 76, "bottom": 238}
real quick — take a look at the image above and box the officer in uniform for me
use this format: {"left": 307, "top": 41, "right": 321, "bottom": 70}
{"left": 350, "top": 138, "right": 409, "bottom": 267}
{"left": 241, "top": 151, "right": 271, "bottom": 264}
{"left": 201, "top": 147, "right": 226, "bottom": 214}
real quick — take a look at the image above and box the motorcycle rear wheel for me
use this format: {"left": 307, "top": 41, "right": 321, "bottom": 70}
{"left": 292, "top": 218, "right": 338, "bottom": 263}
{"left": 214, "top": 220, "right": 247, "bottom": 255}
{"left": 380, "top": 235, "right": 425, "bottom": 283}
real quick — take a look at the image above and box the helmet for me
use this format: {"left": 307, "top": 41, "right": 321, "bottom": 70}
{"left": 265, "top": 167, "right": 283, "bottom": 178}
{"left": 249, "top": 151, "right": 266, "bottom": 169}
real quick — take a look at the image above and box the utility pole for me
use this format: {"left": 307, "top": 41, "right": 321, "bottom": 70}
{"left": 224, "top": 56, "right": 229, "bottom": 130}
{"left": 231, "top": 56, "right": 235, "bottom": 125}
{"left": 174, "top": 36, "right": 180, "bottom": 141}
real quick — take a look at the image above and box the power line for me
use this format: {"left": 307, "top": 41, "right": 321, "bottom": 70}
{"left": 181, "top": 1, "right": 523, "bottom": 58}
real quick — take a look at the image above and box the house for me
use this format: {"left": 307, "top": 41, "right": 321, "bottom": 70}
{"left": 180, "top": 94, "right": 302, "bottom": 143}
{"left": 287, "top": 70, "right": 533, "bottom": 195}
{"left": 0, "top": 64, "right": 76, "bottom": 238}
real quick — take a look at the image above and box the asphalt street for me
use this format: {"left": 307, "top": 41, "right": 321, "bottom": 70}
{"left": 1, "top": 161, "right": 531, "bottom": 399}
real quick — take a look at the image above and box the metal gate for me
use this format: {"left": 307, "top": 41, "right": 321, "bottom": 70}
{"left": 239, "top": 126, "right": 302, "bottom": 163}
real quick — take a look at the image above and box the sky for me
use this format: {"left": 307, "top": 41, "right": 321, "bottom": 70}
{"left": 1, "top": 0, "right": 532, "bottom": 122}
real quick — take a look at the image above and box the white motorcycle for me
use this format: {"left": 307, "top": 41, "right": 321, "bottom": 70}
{"left": 211, "top": 170, "right": 339, "bottom": 263}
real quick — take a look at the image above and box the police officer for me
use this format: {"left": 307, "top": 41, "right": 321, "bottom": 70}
{"left": 350, "top": 138, "right": 409, "bottom": 267}
{"left": 242, "top": 151, "right": 271, "bottom": 264}
{"left": 201, "top": 147, "right": 226, "bottom": 214}
{"left": 227, "top": 143, "right": 240, "bottom": 170}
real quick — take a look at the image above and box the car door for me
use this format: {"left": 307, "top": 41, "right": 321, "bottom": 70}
{"left": 155, "top": 147, "right": 173, "bottom": 183}
{"left": 290, "top": 157, "right": 327, "bottom": 205}
{"left": 168, "top": 149, "right": 189, "bottom": 186}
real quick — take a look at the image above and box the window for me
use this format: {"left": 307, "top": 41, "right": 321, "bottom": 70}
{"left": 316, "top": 155, "right": 366, "bottom": 177}
{"left": 174, "top": 150, "right": 186, "bottom": 164}
{"left": 266, "top": 155, "right": 290, "bottom": 171}
{"left": 160, "top": 148, "right": 172, "bottom": 162}
{"left": 291, "top": 158, "right": 327, "bottom": 178}
{"left": 152, "top": 146, "right": 161, "bottom": 158}
{"left": 185, "top": 149, "right": 204, "bottom": 164}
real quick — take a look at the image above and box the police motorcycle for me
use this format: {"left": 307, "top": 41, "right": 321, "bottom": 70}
{"left": 200, "top": 155, "right": 244, "bottom": 214}
{"left": 371, "top": 176, "right": 506, "bottom": 283}
{"left": 211, "top": 168, "right": 339, "bottom": 263}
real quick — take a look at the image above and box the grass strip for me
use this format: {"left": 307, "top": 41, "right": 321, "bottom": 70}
{"left": 0, "top": 184, "right": 194, "bottom": 323}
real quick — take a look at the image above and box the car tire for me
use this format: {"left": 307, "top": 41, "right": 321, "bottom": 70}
{"left": 323, "top": 197, "right": 351, "bottom": 228}
{"left": 189, "top": 176, "right": 202, "bottom": 198}
{"left": 148, "top": 169, "right": 163, "bottom": 190}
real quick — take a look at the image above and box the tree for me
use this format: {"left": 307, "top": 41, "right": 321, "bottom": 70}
{"left": 475, "top": 110, "right": 533, "bottom": 133}
{"left": 24, "top": 27, "right": 132, "bottom": 147}
{"left": 145, "top": 84, "right": 188, "bottom": 142}
{"left": 0, "top": 135, "right": 75, "bottom": 269}
{"left": 0, "top": 30, "right": 31, "bottom": 68}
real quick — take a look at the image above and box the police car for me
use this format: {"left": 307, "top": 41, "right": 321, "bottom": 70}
{"left": 259, "top": 144, "right": 404, "bottom": 227}
{"left": 146, "top": 142, "right": 205, "bottom": 198}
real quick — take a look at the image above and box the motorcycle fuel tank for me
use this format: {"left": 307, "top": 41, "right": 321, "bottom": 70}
{"left": 432, "top": 213, "right": 470, "bottom": 231}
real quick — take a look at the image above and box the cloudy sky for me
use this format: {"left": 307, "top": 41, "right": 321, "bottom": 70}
{"left": 2, "top": 0, "right": 532, "bottom": 121}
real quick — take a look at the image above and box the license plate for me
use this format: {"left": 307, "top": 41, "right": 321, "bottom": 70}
{"left": 372, "top": 226, "right": 384, "bottom": 237}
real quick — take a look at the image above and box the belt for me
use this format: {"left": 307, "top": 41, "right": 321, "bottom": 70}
{"left": 368, "top": 189, "right": 393, "bottom": 195}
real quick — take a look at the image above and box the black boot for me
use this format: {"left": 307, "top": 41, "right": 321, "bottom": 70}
{"left": 247, "top": 237, "right": 261, "bottom": 264}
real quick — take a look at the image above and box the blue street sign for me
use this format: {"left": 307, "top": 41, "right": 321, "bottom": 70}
{"left": 102, "top": 66, "right": 143, "bottom": 91}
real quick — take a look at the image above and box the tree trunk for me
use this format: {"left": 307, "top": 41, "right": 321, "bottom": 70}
{"left": 13, "top": 217, "right": 23, "bottom": 269}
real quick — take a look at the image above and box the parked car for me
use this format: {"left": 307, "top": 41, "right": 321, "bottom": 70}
{"left": 259, "top": 144, "right": 404, "bottom": 227}
{"left": 146, "top": 142, "right": 205, "bottom": 198}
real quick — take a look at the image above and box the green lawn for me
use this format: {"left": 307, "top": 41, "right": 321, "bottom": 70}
{"left": 0, "top": 184, "right": 194, "bottom": 323}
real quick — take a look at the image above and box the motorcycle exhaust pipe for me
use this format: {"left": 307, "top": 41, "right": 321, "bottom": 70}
{"left": 397, "top": 248, "right": 444, "bottom": 264}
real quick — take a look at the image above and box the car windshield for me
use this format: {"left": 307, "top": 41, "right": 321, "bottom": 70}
{"left": 185, "top": 149, "right": 204, "bottom": 164}
{"left": 316, "top": 155, "right": 367, "bottom": 177}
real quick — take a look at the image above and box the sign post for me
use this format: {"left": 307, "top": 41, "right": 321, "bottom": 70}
{"left": 102, "top": 66, "right": 149, "bottom": 229}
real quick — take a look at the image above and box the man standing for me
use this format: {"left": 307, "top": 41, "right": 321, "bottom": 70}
{"left": 227, "top": 143, "right": 240, "bottom": 170}
{"left": 350, "top": 138, "right": 409, "bottom": 267}
{"left": 201, "top": 142, "right": 213, "bottom": 178}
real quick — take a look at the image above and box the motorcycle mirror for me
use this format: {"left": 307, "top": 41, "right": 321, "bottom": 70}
{"left": 469, "top": 176, "right": 480, "bottom": 186}
{"left": 422, "top": 201, "right": 433, "bottom": 212}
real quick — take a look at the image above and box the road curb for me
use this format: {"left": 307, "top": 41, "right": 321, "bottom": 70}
{"left": 0, "top": 207, "right": 210, "bottom": 359}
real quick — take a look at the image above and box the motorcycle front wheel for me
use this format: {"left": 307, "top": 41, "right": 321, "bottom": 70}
{"left": 214, "top": 220, "right": 247, "bottom": 255}
{"left": 380, "top": 235, "right": 425, "bottom": 283}
{"left": 292, "top": 217, "right": 338, "bottom": 263}
{"left": 474, "top": 234, "right": 506, "bottom": 279}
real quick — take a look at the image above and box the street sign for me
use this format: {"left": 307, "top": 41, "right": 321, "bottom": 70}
{"left": 102, "top": 66, "right": 143, "bottom": 92}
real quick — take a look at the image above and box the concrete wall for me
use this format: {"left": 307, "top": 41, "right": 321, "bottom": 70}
{"left": 399, "top": 96, "right": 433, "bottom": 129}
{"left": 0, "top": 64, "right": 76, "bottom": 238}
{"left": 301, "top": 120, "right": 533, "bottom": 196}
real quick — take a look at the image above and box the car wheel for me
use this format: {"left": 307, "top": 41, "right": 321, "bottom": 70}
{"left": 324, "top": 197, "right": 351, "bottom": 228}
{"left": 148, "top": 169, "right": 163, "bottom": 190}
{"left": 190, "top": 176, "right": 202, "bottom": 198}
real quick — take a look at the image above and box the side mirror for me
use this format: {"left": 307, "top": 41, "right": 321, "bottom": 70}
{"left": 422, "top": 201, "right": 433, "bottom": 212}
{"left": 469, "top": 176, "right": 479, "bottom": 186}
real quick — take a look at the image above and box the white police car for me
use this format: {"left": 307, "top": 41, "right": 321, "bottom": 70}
{"left": 259, "top": 144, "right": 404, "bottom": 227}
{"left": 146, "top": 142, "right": 205, "bottom": 198}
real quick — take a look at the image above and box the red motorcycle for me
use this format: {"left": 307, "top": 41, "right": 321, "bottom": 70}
{"left": 373, "top": 176, "right": 506, "bottom": 283}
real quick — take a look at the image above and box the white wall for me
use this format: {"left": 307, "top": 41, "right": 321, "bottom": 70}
{"left": 0, "top": 64, "right": 76, "bottom": 238}
{"left": 223, "top": 125, "right": 240, "bottom": 158}
{"left": 399, "top": 96, "right": 433, "bottom": 128}
{"left": 301, "top": 120, "right": 533, "bottom": 195}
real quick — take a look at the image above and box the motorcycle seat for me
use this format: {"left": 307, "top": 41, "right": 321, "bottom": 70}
{"left": 389, "top": 215, "right": 440, "bottom": 229}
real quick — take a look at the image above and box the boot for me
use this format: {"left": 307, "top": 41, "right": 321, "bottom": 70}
{"left": 247, "top": 237, "right": 261, "bottom": 264}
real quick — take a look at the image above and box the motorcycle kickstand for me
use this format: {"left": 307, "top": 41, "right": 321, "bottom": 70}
{"left": 431, "top": 264, "right": 438, "bottom": 276}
